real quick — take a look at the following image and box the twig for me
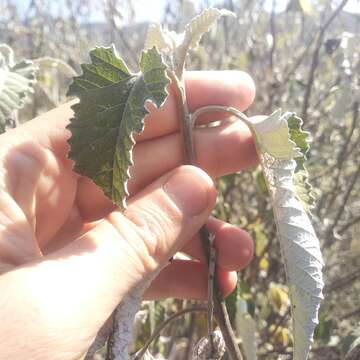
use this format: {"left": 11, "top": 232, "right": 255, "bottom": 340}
{"left": 325, "top": 162, "right": 360, "bottom": 245}
{"left": 84, "top": 316, "right": 113, "bottom": 360}
{"left": 164, "top": 314, "right": 179, "bottom": 358}
{"left": 342, "top": 306, "right": 360, "bottom": 320}
{"left": 133, "top": 306, "right": 207, "bottom": 360}
{"left": 301, "top": 0, "right": 349, "bottom": 123}
{"left": 325, "top": 101, "right": 359, "bottom": 211}
{"left": 311, "top": 77, "right": 340, "bottom": 112}
{"left": 282, "top": 32, "right": 316, "bottom": 85}
{"left": 190, "top": 105, "right": 259, "bottom": 360}
{"left": 106, "top": 273, "right": 160, "bottom": 360}
{"left": 190, "top": 105, "right": 250, "bottom": 126}
{"left": 338, "top": 215, "right": 360, "bottom": 235}
{"left": 326, "top": 268, "right": 360, "bottom": 293}
{"left": 207, "top": 233, "right": 217, "bottom": 355}
{"left": 168, "top": 71, "right": 194, "bottom": 165}
{"left": 201, "top": 226, "right": 243, "bottom": 360}
{"left": 259, "top": 308, "right": 290, "bottom": 348}
{"left": 173, "top": 81, "right": 244, "bottom": 358}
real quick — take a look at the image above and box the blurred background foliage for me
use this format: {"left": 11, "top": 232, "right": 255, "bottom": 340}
{"left": 1, "top": 0, "right": 359, "bottom": 359}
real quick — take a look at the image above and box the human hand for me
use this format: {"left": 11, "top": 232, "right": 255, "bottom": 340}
{"left": 0, "top": 71, "right": 256, "bottom": 360}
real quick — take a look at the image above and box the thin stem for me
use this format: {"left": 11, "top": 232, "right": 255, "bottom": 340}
{"left": 172, "top": 74, "right": 244, "bottom": 359}
{"left": 200, "top": 226, "right": 243, "bottom": 360}
{"left": 282, "top": 32, "right": 316, "bottom": 85}
{"left": 259, "top": 308, "right": 290, "bottom": 347}
{"left": 326, "top": 268, "right": 360, "bottom": 293}
{"left": 207, "top": 233, "right": 216, "bottom": 355}
{"left": 325, "top": 162, "right": 360, "bottom": 245}
{"left": 168, "top": 71, "right": 195, "bottom": 165}
{"left": 133, "top": 306, "right": 207, "bottom": 360}
{"left": 338, "top": 215, "right": 360, "bottom": 235}
{"left": 342, "top": 306, "right": 360, "bottom": 320}
{"left": 191, "top": 105, "right": 251, "bottom": 127}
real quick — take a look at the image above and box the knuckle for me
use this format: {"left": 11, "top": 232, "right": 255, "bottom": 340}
{"left": 126, "top": 200, "right": 180, "bottom": 263}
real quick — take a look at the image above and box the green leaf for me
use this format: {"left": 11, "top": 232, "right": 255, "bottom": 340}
{"left": 287, "top": 114, "right": 310, "bottom": 171}
{"left": 67, "top": 45, "right": 169, "bottom": 208}
{"left": 225, "top": 285, "right": 238, "bottom": 324}
{"left": 255, "top": 169, "right": 268, "bottom": 195}
{"left": 314, "top": 310, "right": 332, "bottom": 342}
{"left": 287, "top": 114, "right": 316, "bottom": 210}
{"left": 0, "top": 44, "right": 37, "bottom": 132}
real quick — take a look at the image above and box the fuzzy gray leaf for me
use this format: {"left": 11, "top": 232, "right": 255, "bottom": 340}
{"left": 0, "top": 44, "right": 37, "bottom": 132}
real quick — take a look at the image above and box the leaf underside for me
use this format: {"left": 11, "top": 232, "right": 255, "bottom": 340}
{"left": 144, "top": 8, "right": 235, "bottom": 73}
{"left": 144, "top": 23, "right": 173, "bottom": 52}
{"left": 183, "top": 7, "right": 235, "bottom": 50}
{"left": 67, "top": 45, "right": 169, "bottom": 208}
{"left": 248, "top": 110, "right": 324, "bottom": 360}
{"left": 0, "top": 45, "right": 37, "bottom": 132}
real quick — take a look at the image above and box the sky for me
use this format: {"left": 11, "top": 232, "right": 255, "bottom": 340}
{"left": 13, "top": 0, "right": 360, "bottom": 23}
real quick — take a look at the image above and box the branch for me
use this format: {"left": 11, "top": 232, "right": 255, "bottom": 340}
{"left": 282, "top": 32, "right": 316, "bottom": 85}
{"left": 172, "top": 75, "right": 244, "bottom": 360}
{"left": 301, "top": 0, "right": 349, "bottom": 123}
{"left": 342, "top": 306, "right": 360, "bottom": 320}
{"left": 207, "top": 233, "right": 217, "bottom": 354}
{"left": 325, "top": 162, "right": 360, "bottom": 245}
{"left": 200, "top": 226, "right": 243, "bottom": 360}
{"left": 259, "top": 308, "right": 290, "bottom": 348}
{"left": 338, "top": 214, "right": 360, "bottom": 235}
{"left": 84, "top": 316, "right": 113, "bottom": 360}
{"left": 106, "top": 278, "right": 156, "bottom": 360}
{"left": 326, "top": 268, "right": 360, "bottom": 293}
{"left": 133, "top": 306, "right": 207, "bottom": 360}
{"left": 168, "top": 71, "right": 194, "bottom": 165}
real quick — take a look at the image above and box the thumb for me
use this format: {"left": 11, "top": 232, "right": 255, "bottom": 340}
{"left": 109, "top": 164, "right": 217, "bottom": 272}
{"left": 51, "top": 165, "right": 215, "bottom": 297}
{"left": 55, "top": 164, "right": 216, "bottom": 304}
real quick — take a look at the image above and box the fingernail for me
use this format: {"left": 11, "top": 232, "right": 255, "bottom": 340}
{"left": 163, "top": 166, "right": 213, "bottom": 217}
